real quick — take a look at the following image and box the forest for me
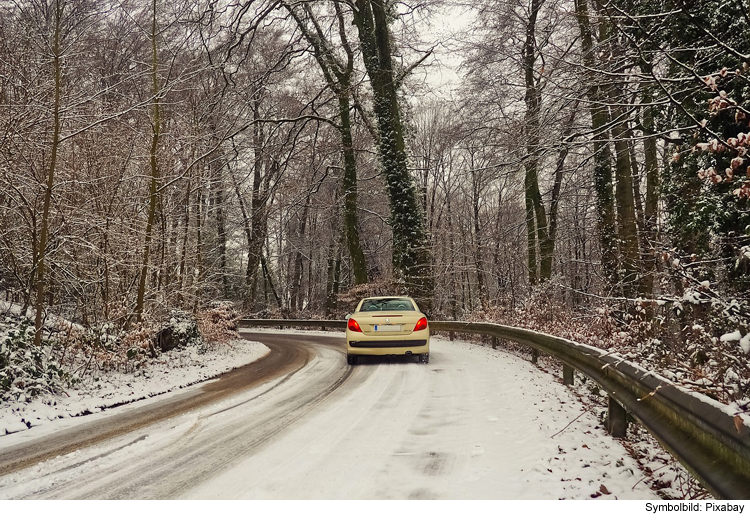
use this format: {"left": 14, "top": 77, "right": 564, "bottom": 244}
{"left": 0, "top": 0, "right": 749, "bottom": 410}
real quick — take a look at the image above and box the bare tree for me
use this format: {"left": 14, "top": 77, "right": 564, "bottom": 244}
{"left": 281, "top": 0, "right": 369, "bottom": 285}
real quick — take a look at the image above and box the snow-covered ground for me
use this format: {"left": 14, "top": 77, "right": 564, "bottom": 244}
{"left": 4, "top": 330, "right": 748, "bottom": 526}
{"left": 1, "top": 331, "right": 663, "bottom": 500}
{"left": 0, "top": 339, "right": 270, "bottom": 437}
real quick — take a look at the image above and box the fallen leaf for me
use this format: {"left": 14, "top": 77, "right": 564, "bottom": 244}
{"left": 734, "top": 415, "right": 744, "bottom": 434}
{"left": 600, "top": 484, "right": 611, "bottom": 495}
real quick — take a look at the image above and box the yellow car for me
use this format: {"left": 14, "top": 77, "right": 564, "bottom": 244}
{"left": 345, "top": 296, "right": 430, "bottom": 365}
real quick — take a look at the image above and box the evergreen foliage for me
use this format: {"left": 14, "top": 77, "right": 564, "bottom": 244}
{"left": 0, "top": 317, "right": 64, "bottom": 401}
{"left": 643, "top": 0, "right": 750, "bottom": 292}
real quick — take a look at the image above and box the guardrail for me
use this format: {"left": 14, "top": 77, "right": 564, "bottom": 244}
{"left": 238, "top": 318, "right": 750, "bottom": 500}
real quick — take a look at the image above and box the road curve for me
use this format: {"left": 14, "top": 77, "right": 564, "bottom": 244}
{"left": 0, "top": 332, "right": 336, "bottom": 479}
{"left": 1, "top": 332, "right": 661, "bottom": 499}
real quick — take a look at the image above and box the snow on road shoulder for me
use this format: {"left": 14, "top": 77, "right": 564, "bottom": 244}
{"left": 0, "top": 339, "right": 269, "bottom": 438}
{"left": 425, "top": 338, "right": 660, "bottom": 500}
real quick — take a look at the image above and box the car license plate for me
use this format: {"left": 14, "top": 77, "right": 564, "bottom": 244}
{"left": 374, "top": 324, "right": 401, "bottom": 332}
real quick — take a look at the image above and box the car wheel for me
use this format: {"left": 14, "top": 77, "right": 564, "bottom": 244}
{"left": 347, "top": 354, "right": 357, "bottom": 366}
{"left": 419, "top": 353, "right": 429, "bottom": 364}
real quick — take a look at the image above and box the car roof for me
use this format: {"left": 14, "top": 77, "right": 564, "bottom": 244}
{"left": 361, "top": 296, "right": 414, "bottom": 300}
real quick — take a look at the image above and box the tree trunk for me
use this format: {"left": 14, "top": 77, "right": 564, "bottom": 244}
{"left": 34, "top": 0, "right": 63, "bottom": 345}
{"left": 522, "top": 0, "right": 553, "bottom": 285}
{"left": 472, "top": 173, "right": 488, "bottom": 309}
{"left": 339, "top": 92, "right": 368, "bottom": 285}
{"left": 525, "top": 172, "right": 539, "bottom": 286}
{"left": 640, "top": 60, "right": 660, "bottom": 299}
{"left": 574, "top": 0, "right": 618, "bottom": 287}
{"left": 260, "top": 253, "right": 282, "bottom": 310}
{"left": 290, "top": 193, "right": 310, "bottom": 313}
{"left": 606, "top": 62, "right": 641, "bottom": 296}
{"left": 243, "top": 99, "right": 272, "bottom": 307}
{"left": 193, "top": 170, "right": 204, "bottom": 311}
{"left": 549, "top": 101, "right": 579, "bottom": 249}
{"left": 352, "top": 0, "right": 433, "bottom": 309}
{"left": 178, "top": 179, "right": 191, "bottom": 297}
{"left": 135, "top": 0, "right": 161, "bottom": 324}
{"left": 325, "top": 237, "right": 342, "bottom": 317}
{"left": 211, "top": 149, "right": 228, "bottom": 298}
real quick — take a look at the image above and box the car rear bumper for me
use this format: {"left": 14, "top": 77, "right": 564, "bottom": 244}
{"left": 346, "top": 338, "right": 429, "bottom": 356}
{"left": 349, "top": 339, "right": 427, "bottom": 348}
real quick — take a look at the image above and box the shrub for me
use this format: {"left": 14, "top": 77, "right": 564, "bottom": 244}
{"left": 155, "top": 310, "right": 201, "bottom": 353}
{"left": 0, "top": 317, "right": 64, "bottom": 402}
{"left": 197, "top": 302, "right": 240, "bottom": 344}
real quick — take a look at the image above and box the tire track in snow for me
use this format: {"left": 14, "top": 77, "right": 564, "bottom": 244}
{"left": 0, "top": 333, "right": 352, "bottom": 499}
{"left": 0, "top": 334, "right": 308, "bottom": 478}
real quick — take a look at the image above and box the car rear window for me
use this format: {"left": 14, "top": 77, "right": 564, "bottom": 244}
{"left": 360, "top": 298, "right": 415, "bottom": 312}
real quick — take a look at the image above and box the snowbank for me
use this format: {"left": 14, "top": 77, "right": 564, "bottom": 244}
{"left": 0, "top": 339, "right": 269, "bottom": 437}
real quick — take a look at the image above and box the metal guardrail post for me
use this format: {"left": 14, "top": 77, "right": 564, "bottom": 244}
{"left": 607, "top": 397, "right": 628, "bottom": 438}
{"left": 238, "top": 317, "right": 750, "bottom": 499}
{"left": 562, "top": 364, "right": 574, "bottom": 386}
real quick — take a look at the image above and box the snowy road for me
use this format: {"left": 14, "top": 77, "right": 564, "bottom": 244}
{"left": 0, "top": 331, "right": 660, "bottom": 499}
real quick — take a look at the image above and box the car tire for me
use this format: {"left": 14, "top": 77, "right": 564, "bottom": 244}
{"left": 347, "top": 353, "right": 357, "bottom": 366}
{"left": 419, "top": 353, "right": 429, "bottom": 364}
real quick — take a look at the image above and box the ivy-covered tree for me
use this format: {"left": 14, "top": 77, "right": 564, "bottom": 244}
{"left": 351, "top": 0, "right": 434, "bottom": 309}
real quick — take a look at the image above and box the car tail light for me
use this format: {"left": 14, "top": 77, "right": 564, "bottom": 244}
{"left": 413, "top": 317, "right": 428, "bottom": 332}
{"left": 347, "top": 318, "right": 362, "bottom": 332}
